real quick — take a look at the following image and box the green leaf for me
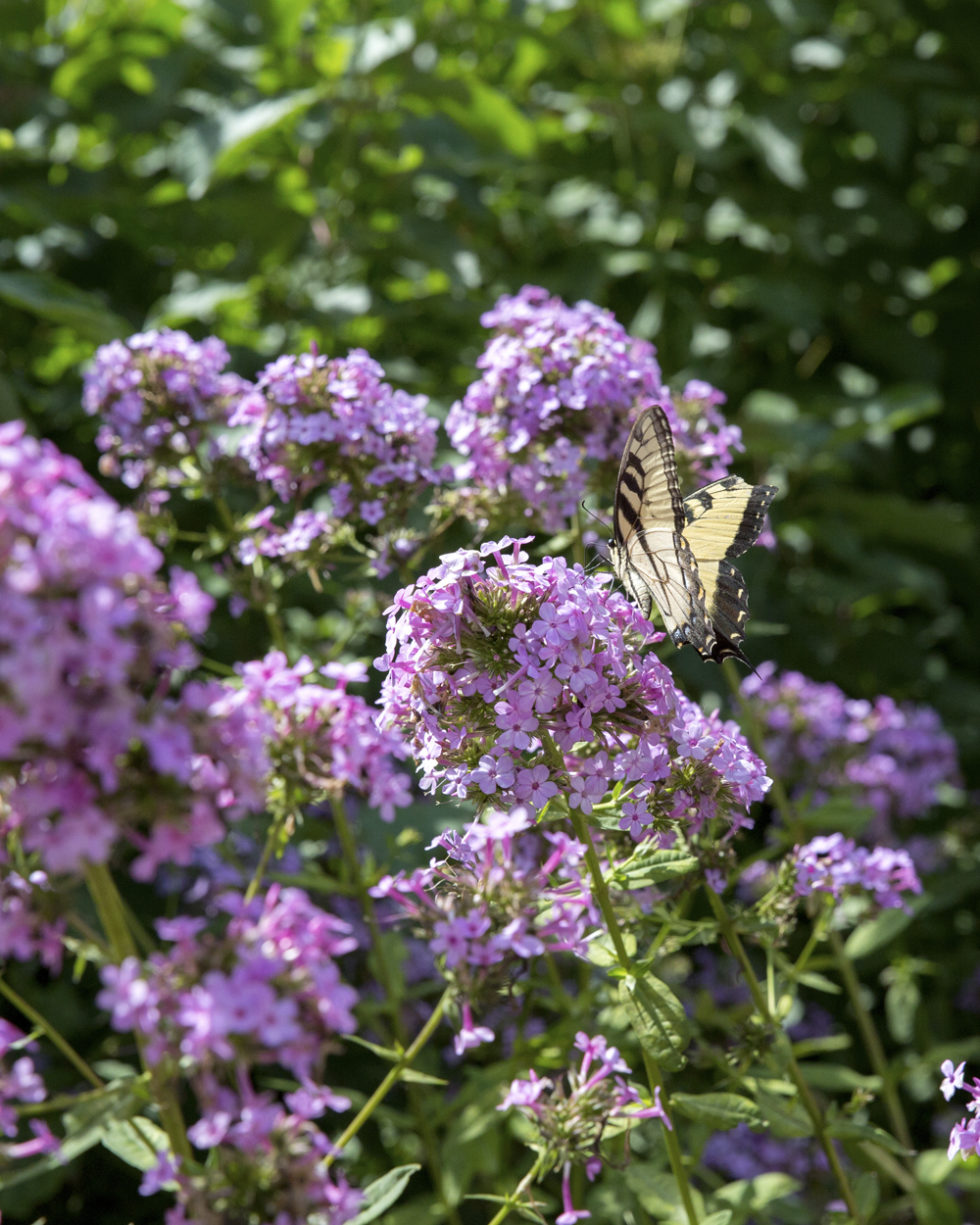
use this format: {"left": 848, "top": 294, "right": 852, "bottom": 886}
{"left": 915, "top": 1148, "right": 956, "bottom": 1186}
{"left": 844, "top": 908, "right": 915, "bottom": 960}
{"left": 754, "top": 1089, "right": 813, "bottom": 1138}
{"left": 620, "top": 974, "right": 690, "bottom": 1071}
{"left": 614, "top": 846, "right": 698, "bottom": 888}
{"left": 825, "top": 1117, "right": 909, "bottom": 1157}
{"left": 670, "top": 1091, "right": 765, "bottom": 1130}
{"left": 350, "top": 1164, "right": 421, "bottom": 1224}
{"left": 0, "top": 270, "right": 129, "bottom": 341}
{"left": 100, "top": 1116, "right": 171, "bottom": 1173}
{"left": 912, "top": 1184, "right": 961, "bottom": 1225}
{"left": 798, "top": 1063, "right": 881, "bottom": 1093}
{"left": 713, "top": 1173, "right": 801, "bottom": 1211}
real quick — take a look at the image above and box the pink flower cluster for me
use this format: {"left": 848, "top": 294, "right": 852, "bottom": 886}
{"left": 793, "top": 833, "right": 922, "bottom": 912}
{"left": 0, "top": 421, "right": 270, "bottom": 880}
{"left": 377, "top": 537, "right": 770, "bottom": 838}
{"left": 446, "top": 285, "right": 743, "bottom": 532}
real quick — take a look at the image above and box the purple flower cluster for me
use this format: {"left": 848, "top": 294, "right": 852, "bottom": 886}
{"left": 445, "top": 285, "right": 742, "bottom": 533}
{"left": 0, "top": 421, "right": 270, "bottom": 880}
{"left": 0, "top": 870, "right": 67, "bottom": 972}
{"left": 377, "top": 538, "right": 769, "bottom": 838}
{"left": 940, "top": 1060, "right": 980, "bottom": 1161}
{"left": 793, "top": 833, "right": 922, "bottom": 913}
{"left": 741, "top": 662, "right": 959, "bottom": 836}
{"left": 702, "top": 1121, "right": 828, "bottom": 1184}
{"left": 226, "top": 651, "right": 413, "bottom": 822}
{"left": 229, "top": 347, "right": 446, "bottom": 575}
{"left": 374, "top": 806, "right": 597, "bottom": 1052}
{"left": 99, "top": 885, "right": 363, "bottom": 1223}
{"left": 83, "top": 328, "right": 247, "bottom": 491}
{"left": 499, "top": 1031, "right": 670, "bottom": 1224}
{"left": 0, "top": 1019, "right": 60, "bottom": 1163}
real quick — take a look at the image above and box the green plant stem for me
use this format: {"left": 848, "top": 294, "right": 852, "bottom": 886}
{"left": 706, "top": 888, "right": 864, "bottom": 1222}
{"left": 562, "top": 800, "right": 700, "bottom": 1225}
{"left": 486, "top": 1152, "right": 547, "bottom": 1225}
{"left": 243, "top": 804, "right": 292, "bottom": 904}
{"left": 0, "top": 974, "right": 103, "bottom": 1089}
{"left": 331, "top": 798, "right": 463, "bottom": 1225}
{"left": 828, "top": 929, "right": 914, "bottom": 1157}
{"left": 85, "top": 862, "right": 192, "bottom": 1163}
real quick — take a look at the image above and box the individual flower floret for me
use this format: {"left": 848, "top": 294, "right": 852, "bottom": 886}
{"left": 373, "top": 806, "right": 598, "bottom": 1053}
{"left": 793, "top": 833, "right": 922, "bottom": 914}
{"left": 445, "top": 285, "right": 744, "bottom": 533}
{"left": 938, "top": 1060, "right": 980, "bottom": 1161}
{"left": 498, "top": 1031, "right": 671, "bottom": 1223}
{"left": 228, "top": 346, "right": 448, "bottom": 575}
{"left": 83, "top": 328, "right": 248, "bottom": 492}
{"left": 376, "top": 537, "right": 769, "bottom": 839}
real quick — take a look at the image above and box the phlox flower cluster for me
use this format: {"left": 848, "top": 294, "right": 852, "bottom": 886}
{"left": 377, "top": 538, "right": 770, "bottom": 839}
{"left": 940, "top": 1060, "right": 980, "bottom": 1161}
{"left": 793, "top": 833, "right": 922, "bottom": 913}
{"left": 499, "top": 1031, "right": 670, "bottom": 1225}
{"left": 445, "top": 284, "right": 742, "bottom": 533}
{"left": 227, "top": 651, "right": 413, "bottom": 822}
{"left": 229, "top": 347, "right": 446, "bottom": 575}
{"left": 83, "top": 328, "right": 247, "bottom": 492}
{"left": 0, "top": 1019, "right": 60, "bottom": 1163}
{"left": 0, "top": 421, "right": 270, "bottom": 880}
{"left": 741, "top": 662, "right": 959, "bottom": 837}
{"left": 702, "top": 1121, "right": 828, "bottom": 1184}
{"left": 98, "top": 885, "right": 363, "bottom": 1223}
{"left": 0, "top": 870, "right": 67, "bottom": 972}
{"left": 373, "top": 806, "right": 598, "bottom": 1053}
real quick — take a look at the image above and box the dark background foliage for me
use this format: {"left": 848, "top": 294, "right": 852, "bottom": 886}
{"left": 4, "top": 0, "right": 977, "bottom": 779}
{"left": 2, "top": 3, "right": 980, "bottom": 1222}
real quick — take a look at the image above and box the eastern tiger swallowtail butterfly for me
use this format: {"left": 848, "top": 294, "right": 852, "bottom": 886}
{"left": 609, "top": 404, "right": 777, "bottom": 665}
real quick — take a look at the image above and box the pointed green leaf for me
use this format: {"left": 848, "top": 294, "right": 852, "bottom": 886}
{"left": 825, "top": 1117, "right": 909, "bottom": 1157}
{"left": 620, "top": 974, "right": 690, "bottom": 1070}
{"left": 350, "top": 1164, "right": 421, "bottom": 1223}
{"left": 0, "top": 270, "right": 129, "bottom": 341}
{"left": 100, "top": 1116, "right": 171, "bottom": 1172}
{"left": 614, "top": 846, "right": 698, "bottom": 889}
{"left": 671, "top": 1091, "right": 765, "bottom": 1130}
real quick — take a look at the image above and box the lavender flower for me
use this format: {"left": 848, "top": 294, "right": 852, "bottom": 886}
{"left": 498, "top": 1031, "right": 670, "bottom": 1223}
{"left": 0, "top": 421, "right": 271, "bottom": 881}
{"left": 793, "top": 833, "right": 922, "bottom": 913}
{"left": 83, "top": 328, "right": 248, "bottom": 492}
{"left": 741, "top": 662, "right": 959, "bottom": 838}
{"left": 445, "top": 285, "right": 743, "bottom": 533}
{"left": 229, "top": 347, "right": 447, "bottom": 575}
{"left": 377, "top": 537, "right": 769, "bottom": 838}
{"left": 373, "top": 806, "right": 598, "bottom": 1051}
{"left": 939, "top": 1061, "right": 980, "bottom": 1160}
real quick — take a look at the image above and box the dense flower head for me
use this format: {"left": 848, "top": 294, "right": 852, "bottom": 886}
{"left": 0, "top": 420, "right": 270, "bottom": 878}
{"left": 83, "top": 328, "right": 247, "bottom": 491}
{"left": 228, "top": 347, "right": 446, "bottom": 575}
{"left": 445, "top": 285, "right": 743, "bottom": 533}
{"left": 0, "top": 870, "right": 67, "bottom": 972}
{"left": 98, "top": 884, "right": 359, "bottom": 1082}
{"left": 377, "top": 537, "right": 770, "bottom": 839}
{"left": 144, "top": 1097, "right": 363, "bottom": 1225}
{"left": 939, "top": 1060, "right": 980, "bottom": 1161}
{"left": 793, "top": 833, "right": 922, "bottom": 913}
{"left": 498, "top": 1031, "right": 670, "bottom": 1224}
{"left": 227, "top": 650, "right": 413, "bottom": 822}
{"left": 374, "top": 806, "right": 598, "bottom": 1051}
{"left": 740, "top": 662, "right": 959, "bottom": 837}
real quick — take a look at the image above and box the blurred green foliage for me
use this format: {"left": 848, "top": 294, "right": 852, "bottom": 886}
{"left": 2, "top": 0, "right": 978, "bottom": 776}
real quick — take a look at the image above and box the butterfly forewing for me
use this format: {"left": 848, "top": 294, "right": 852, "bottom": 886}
{"left": 610, "top": 406, "right": 715, "bottom": 655}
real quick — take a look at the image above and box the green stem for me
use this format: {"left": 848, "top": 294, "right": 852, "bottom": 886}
{"left": 563, "top": 801, "right": 700, "bottom": 1225}
{"left": 0, "top": 974, "right": 103, "bottom": 1089}
{"left": 706, "top": 888, "right": 864, "bottom": 1221}
{"left": 485, "top": 1153, "right": 548, "bottom": 1225}
{"left": 85, "top": 863, "right": 192, "bottom": 1163}
{"left": 326, "top": 986, "right": 452, "bottom": 1166}
{"left": 828, "top": 929, "right": 914, "bottom": 1157}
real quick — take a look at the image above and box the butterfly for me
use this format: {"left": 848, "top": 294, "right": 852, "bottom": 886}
{"left": 609, "top": 404, "right": 777, "bottom": 665}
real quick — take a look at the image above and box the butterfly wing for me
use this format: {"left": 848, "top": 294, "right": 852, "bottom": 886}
{"left": 610, "top": 406, "right": 716, "bottom": 655}
{"left": 682, "top": 475, "right": 778, "bottom": 664}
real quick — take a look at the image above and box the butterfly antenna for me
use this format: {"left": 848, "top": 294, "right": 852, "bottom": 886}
{"left": 579, "top": 499, "right": 609, "bottom": 530}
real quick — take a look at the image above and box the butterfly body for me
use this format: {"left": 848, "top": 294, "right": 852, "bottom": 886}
{"left": 610, "top": 405, "right": 777, "bottom": 665}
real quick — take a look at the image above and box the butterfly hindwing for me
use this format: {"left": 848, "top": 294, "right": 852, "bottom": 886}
{"left": 611, "top": 415, "right": 777, "bottom": 665}
{"left": 610, "top": 406, "right": 715, "bottom": 655}
{"left": 682, "top": 476, "right": 778, "bottom": 664}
